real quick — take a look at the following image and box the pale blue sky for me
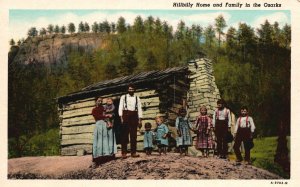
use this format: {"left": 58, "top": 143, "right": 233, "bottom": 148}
{"left": 9, "top": 9, "right": 291, "bottom": 40}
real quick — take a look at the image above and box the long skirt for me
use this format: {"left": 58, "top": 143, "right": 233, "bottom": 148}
{"left": 93, "top": 120, "right": 117, "bottom": 159}
{"left": 196, "top": 130, "right": 214, "bottom": 149}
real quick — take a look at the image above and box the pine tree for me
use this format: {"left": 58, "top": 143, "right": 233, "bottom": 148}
{"left": 60, "top": 25, "right": 66, "bottom": 34}
{"left": 214, "top": 15, "right": 227, "bottom": 48}
{"left": 68, "top": 23, "right": 76, "bottom": 34}
{"left": 39, "top": 28, "right": 47, "bottom": 36}
{"left": 47, "top": 24, "right": 54, "bottom": 34}
{"left": 9, "top": 39, "right": 15, "bottom": 46}
{"left": 84, "top": 22, "right": 90, "bottom": 32}
{"left": 117, "top": 17, "right": 126, "bottom": 34}
{"left": 133, "top": 16, "right": 144, "bottom": 33}
{"left": 28, "top": 27, "right": 38, "bottom": 37}
{"left": 92, "top": 22, "right": 99, "bottom": 33}
{"left": 54, "top": 25, "right": 60, "bottom": 34}
{"left": 78, "top": 21, "right": 85, "bottom": 33}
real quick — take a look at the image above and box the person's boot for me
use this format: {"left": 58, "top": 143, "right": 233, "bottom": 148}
{"left": 122, "top": 152, "right": 127, "bottom": 159}
{"left": 131, "top": 153, "right": 140, "bottom": 158}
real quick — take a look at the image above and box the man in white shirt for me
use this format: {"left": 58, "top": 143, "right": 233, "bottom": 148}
{"left": 118, "top": 84, "right": 143, "bottom": 158}
{"left": 212, "top": 99, "right": 231, "bottom": 159}
{"left": 233, "top": 106, "right": 255, "bottom": 164}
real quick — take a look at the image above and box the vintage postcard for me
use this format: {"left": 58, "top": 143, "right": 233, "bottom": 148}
{"left": 1, "top": 0, "right": 299, "bottom": 186}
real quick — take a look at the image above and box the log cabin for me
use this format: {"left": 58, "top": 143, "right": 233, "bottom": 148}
{"left": 57, "top": 58, "right": 226, "bottom": 156}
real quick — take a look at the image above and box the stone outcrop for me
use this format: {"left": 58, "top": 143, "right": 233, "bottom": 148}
{"left": 12, "top": 33, "right": 105, "bottom": 65}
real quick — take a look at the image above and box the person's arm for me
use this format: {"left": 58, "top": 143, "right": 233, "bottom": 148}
{"left": 118, "top": 95, "right": 124, "bottom": 123}
{"left": 212, "top": 110, "right": 216, "bottom": 128}
{"left": 234, "top": 118, "right": 239, "bottom": 138}
{"left": 163, "top": 125, "right": 169, "bottom": 138}
{"left": 137, "top": 96, "right": 143, "bottom": 118}
{"left": 249, "top": 117, "right": 256, "bottom": 133}
{"left": 227, "top": 109, "right": 231, "bottom": 128}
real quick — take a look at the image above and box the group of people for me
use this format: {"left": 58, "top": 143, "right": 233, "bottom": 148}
{"left": 91, "top": 83, "right": 256, "bottom": 168}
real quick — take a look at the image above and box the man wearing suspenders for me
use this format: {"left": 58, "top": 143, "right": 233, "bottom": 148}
{"left": 212, "top": 99, "right": 231, "bottom": 159}
{"left": 118, "top": 84, "right": 143, "bottom": 159}
{"left": 233, "top": 106, "right": 255, "bottom": 164}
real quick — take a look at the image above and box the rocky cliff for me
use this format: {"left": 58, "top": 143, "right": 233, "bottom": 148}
{"left": 11, "top": 33, "right": 106, "bottom": 65}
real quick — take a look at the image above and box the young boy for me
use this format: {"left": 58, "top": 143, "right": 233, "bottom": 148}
{"left": 212, "top": 99, "right": 231, "bottom": 159}
{"left": 104, "top": 98, "right": 115, "bottom": 128}
{"left": 143, "top": 122, "right": 155, "bottom": 155}
{"left": 233, "top": 106, "right": 255, "bottom": 164}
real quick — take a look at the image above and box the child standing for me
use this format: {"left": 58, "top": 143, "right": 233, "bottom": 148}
{"left": 155, "top": 117, "right": 169, "bottom": 155}
{"left": 104, "top": 98, "right": 115, "bottom": 128}
{"left": 143, "top": 122, "right": 155, "bottom": 155}
{"left": 233, "top": 106, "right": 255, "bottom": 164}
{"left": 194, "top": 106, "right": 214, "bottom": 157}
{"left": 212, "top": 99, "right": 231, "bottom": 159}
{"left": 176, "top": 108, "right": 192, "bottom": 156}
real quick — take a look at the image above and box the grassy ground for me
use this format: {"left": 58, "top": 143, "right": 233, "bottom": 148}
{"left": 229, "top": 136, "right": 290, "bottom": 178}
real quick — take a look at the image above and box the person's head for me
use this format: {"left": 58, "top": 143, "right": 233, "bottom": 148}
{"left": 217, "top": 99, "right": 225, "bottom": 109}
{"left": 200, "top": 105, "right": 207, "bottom": 115}
{"left": 155, "top": 116, "right": 163, "bottom": 125}
{"left": 145, "top": 122, "right": 152, "bottom": 131}
{"left": 240, "top": 106, "right": 248, "bottom": 117}
{"left": 179, "top": 108, "right": 187, "bottom": 117}
{"left": 106, "top": 97, "right": 113, "bottom": 105}
{"left": 127, "top": 83, "right": 135, "bottom": 96}
{"left": 95, "top": 97, "right": 103, "bottom": 107}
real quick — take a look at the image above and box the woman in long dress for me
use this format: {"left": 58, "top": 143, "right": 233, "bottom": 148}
{"left": 91, "top": 97, "right": 117, "bottom": 167}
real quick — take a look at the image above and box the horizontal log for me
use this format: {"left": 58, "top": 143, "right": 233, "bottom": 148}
{"left": 62, "top": 115, "right": 95, "bottom": 126}
{"left": 61, "top": 144, "right": 92, "bottom": 156}
{"left": 62, "top": 133, "right": 93, "bottom": 140}
{"left": 61, "top": 138, "right": 93, "bottom": 146}
{"left": 62, "top": 124, "right": 95, "bottom": 135}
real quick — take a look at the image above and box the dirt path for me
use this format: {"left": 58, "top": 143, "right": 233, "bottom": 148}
{"left": 8, "top": 152, "right": 281, "bottom": 179}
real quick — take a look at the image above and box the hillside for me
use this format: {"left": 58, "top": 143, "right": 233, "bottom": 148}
{"left": 10, "top": 33, "right": 106, "bottom": 65}
{"left": 8, "top": 153, "right": 281, "bottom": 179}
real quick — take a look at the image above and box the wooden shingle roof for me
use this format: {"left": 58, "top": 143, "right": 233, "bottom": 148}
{"left": 57, "top": 66, "right": 188, "bottom": 103}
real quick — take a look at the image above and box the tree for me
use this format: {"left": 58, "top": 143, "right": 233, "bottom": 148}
{"left": 54, "top": 25, "right": 60, "bottom": 34}
{"left": 119, "top": 46, "right": 138, "bottom": 75}
{"left": 92, "top": 22, "right": 99, "bottom": 33}
{"left": 154, "top": 18, "right": 162, "bottom": 34}
{"left": 102, "top": 20, "right": 111, "bottom": 33}
{"left": 9, "top": 39, "right": 15, "bottom": 46}
{"left": 17, "top": 40, "right": 21, "bottom": 46}
{"left": 175, "top": 20, "right": 186, "bottom": 40}
{"left": 27, "top": 27, "right": 38, "bottom": 37}
{"left": 214, "top": 14, "right": 227, "bottom": 48}
{"left": 111, "top": 22, "right": 116, "bottom": 33}
{"left": 204, "top": 25, "right": 215, "bottom": 47}
{"left": 144, "top": 16, "right": 155, "bottom": 33}
{"left": 282, "top": 24, "right": 291, "bottom": 48}
{"left": 133, "top": 16, "right": 144, "bottom": 33}
{"left": 60, "top": 25, "right": 66, "bottom": 34}
{"left": 78, "top": 21, "right": 85, "bottom": 33}
{"left": 226, "top": 26, "right": 237, "bottom": 57}
{"left": 117, "top": 17, "right": 126, "bottom": 34}
{"left": 84, "top": 22, "right": 90, "bottom": 32}
{"left": 237, "top": 23, "right": 256, "bottom": 62}
{"left": 47, "top": 24, "right": 54, "bottom": 34}
{"left": 39, "top": 28, "right": 47, "bottom": 36}
{"left": 68, "top": 22, "right": 76, "bottom": 34}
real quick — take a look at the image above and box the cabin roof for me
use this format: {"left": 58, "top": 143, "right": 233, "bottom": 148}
{"left": 57, "top": 66, "right": 189, "bottom": 103}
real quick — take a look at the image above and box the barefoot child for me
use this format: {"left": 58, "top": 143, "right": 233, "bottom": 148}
{"left": 233, "top": 106, "right": 255, "bottom": 164}
{"left": 194, "top": 106, "right": 214, "bottom": 157}
{"left": 155, "top": 117, "right": 169, "bottom": 155}
{"left": 143, "top": 122, "right": 155, "bottom": 155}
{"left": 104, "top": 98, "right": 115, "bottom": 128}
{"left": 176, "top": 108, "right": 192, "bottom": 156}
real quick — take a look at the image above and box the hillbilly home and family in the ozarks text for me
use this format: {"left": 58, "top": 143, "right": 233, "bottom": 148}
{"left": 172, "top": 2, "right": 282, "bottom": 8}
{"left": 57, "top": 58, "right": 255, "bottom": 166}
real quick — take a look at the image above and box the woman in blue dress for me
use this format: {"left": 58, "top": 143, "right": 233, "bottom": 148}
{"left": 91, "top": 97, "right": 117, "bottom": 168}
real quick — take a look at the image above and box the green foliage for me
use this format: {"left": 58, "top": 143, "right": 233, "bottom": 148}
{"left": 8, "top": 128, "right": 60, "bottom": 158}
{"left": 251, "top": 136, "right": 290, "bottom": 178}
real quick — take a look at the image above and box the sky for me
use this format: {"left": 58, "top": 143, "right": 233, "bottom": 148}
{"left": 9, "top": 9, "right": 291, "bottom": 41}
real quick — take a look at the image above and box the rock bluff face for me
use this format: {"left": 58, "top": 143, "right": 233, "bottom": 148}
{"left": 12, "top": 33, "right": 105, "bottom": 65}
